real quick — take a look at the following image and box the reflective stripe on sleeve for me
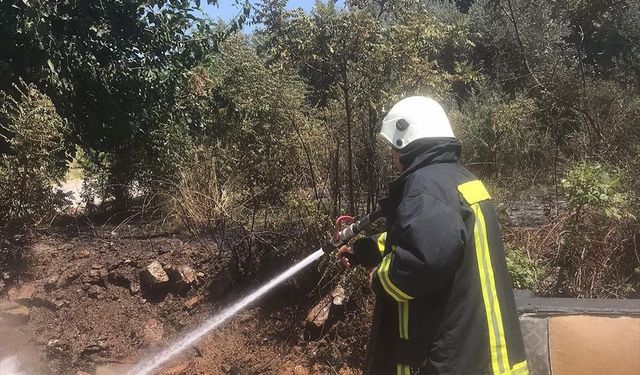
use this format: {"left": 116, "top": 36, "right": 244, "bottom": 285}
{"left": 511, "top": 360, "right": 529, "bottom": 375}
{"left": 398, "top": 301, "right": 409, "bottom": 339}
{"left": 376, "top": 232, "right": 387, "bottom": 255}
{"left": 396, "top": 364, "right": 410, "bottom": 375}
{"left": 377, "top": 254, "right": 414, "bottom": 302}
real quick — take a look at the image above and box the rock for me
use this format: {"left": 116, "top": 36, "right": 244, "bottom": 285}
{"left": 142, "top": 318, "right": 164, "bottom": 347}
{"left": 83, "top": 268, "right": 103, "bottom": 285}
{"left": 56, "top": 270, "right": 80, "bottom": 288}
{"left": 0, "top": 301, "right": 30, "bottom": 325}
{"left": 167, "top": 265, "right": 197, "bottom": 293}
{"left": 140, "top": 261, "right": 170, "bottom": 288}
{"left": 331, "top": 285, "right": 347, "bottom": 306}
{"left": 184, "top": 295, "right": 203, "bottom": 310}
{"left": 305, "top": 285, "right": 349, "bottom": 338}
{"left": 306, "top": 295, "right": 332, "bottom": 331}
{"left": 129, "top": 282, "right": 140, "bottom": 295}
{"left": 88, "top": 284, "right": 103, "bottom": 299}
{"left": 8, "top": 283, "right": 36, "bottom": 303}
{"left": 43, "top": 275, "right": 60, "bottom": 291}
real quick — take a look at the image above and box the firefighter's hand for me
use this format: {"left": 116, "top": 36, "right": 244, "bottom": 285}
{"left": 336, "top": 245, "right": 355, "bottom": 269}
{"left": 369, "top": 267, "right": 377, "bottom": 286}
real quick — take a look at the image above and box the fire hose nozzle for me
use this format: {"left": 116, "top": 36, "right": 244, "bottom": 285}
{"left": 323, "top": 208, "right": 384, "bottom": 254}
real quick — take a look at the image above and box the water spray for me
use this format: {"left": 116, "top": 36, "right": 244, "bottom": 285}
{"left": 127, "top": 209, "right": 383, "bottom": 375}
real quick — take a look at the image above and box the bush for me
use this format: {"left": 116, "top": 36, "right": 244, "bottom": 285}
{"left": 0, "top": 81, "right": 68, "bottom": 231}
{"left": 453, "top": 82, "right": 549, "bottom": 177}
{"left": 505, "top": 246, "right": 548, "bottom": 290}
{"left": 561, "top": 161, "right": 628, "bottom": 221}
{"left": 548, "top": 161, "right": 638, "bottom": 297}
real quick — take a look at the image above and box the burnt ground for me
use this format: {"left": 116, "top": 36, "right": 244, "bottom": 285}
{"left": 0, "top": 216, "right": 363, "bottom": 375}
{"left": 0, "top": 187, "right": 580, "bottom": 375}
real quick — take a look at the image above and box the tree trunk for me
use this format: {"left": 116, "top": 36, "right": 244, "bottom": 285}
{"left": 343, "top": 73, "right": 355, "bottom": 214}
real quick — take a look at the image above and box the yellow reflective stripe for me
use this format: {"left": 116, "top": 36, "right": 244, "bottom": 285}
{"left": 472, "top": 203, "right": 510, "bottom": 375}
{"left": 398, "top": 301, "right": 409, "bottom": 339}
{"left": 377, "top": 256, "right": 403, "bottom": 302}
{"left": 377, "top": 254, "right": 414, "bottom": 302}
{"left": 511, "top": 360, "right": 529, "bottom": 375}
{"left": 396, "top": 364, "right": 410, "bottom": 375}
{"left": 457, "top": 180, "right": 491, "bottom": 204}
{"left": 376, "top": 232, "right": 387, "bottom": 255}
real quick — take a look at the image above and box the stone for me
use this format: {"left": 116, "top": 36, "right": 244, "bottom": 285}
{"left": 43, "top": 275, "right": 60, "bottom": 291}
{"left": 142, "top": 318, "right": 164, "bottom": 347}
{"left": 84, "top": 269, "right": 103, "bottom": 285}
{"left": 56, "top": 270, "right": 80, "bottom": 288}
{"left": 184, "top": 295, "right": 203, "bottom": 310}
{"left": 88, "top": 284, "right": 103, "bottom": 299}
{"left": 305, "top": 285, "right": 348, "bottom": 338}
{"left": 129, "top": 282, "right": 140, "bottom": 295}
{"left": 331, "top": 285, "right": 347, "bottom": 306}
{"left": 8, "top": 283, "right": 36, "bottom": 303}
{"left": 140, "top": 261, "right": 170, "bottom": 288}
{"left": 306, "top": 295, "right": 332, "bottom": 331}
{"left": 167, "top": 265, "right": 197, "bottom": 293}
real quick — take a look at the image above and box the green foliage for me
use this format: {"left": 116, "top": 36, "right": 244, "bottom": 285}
{"left": 505, "top": 246, "right": 546, "bottom": 290}
{"left": 453, "top": 82, "right": 547, "bottom": 176}
{"left": 0, "top": 0, "right": 246, "bottom": 203}
{"left": 0, "top": 82, "right": 68, "bottom": 229}
{"left": 561, "top": 161, "right": 628, "bottom": 220}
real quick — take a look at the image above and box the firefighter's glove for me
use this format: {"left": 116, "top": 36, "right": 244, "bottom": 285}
{"left": 352, "top": 237, "right": 382, "bottom": 268}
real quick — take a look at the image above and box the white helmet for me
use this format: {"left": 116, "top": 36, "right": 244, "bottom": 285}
{"left": 379, "top": 96, "right": 455, "bottom": 149}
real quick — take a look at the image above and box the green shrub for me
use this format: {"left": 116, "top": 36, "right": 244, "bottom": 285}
{"left": 505, "top": 246, "right": 547, "bottom": 290}
{"left": 561, "top": 161, "right": 628, "bottom": 220}
{"left": 0, "top": 81, "right": 68, "bottom": 230}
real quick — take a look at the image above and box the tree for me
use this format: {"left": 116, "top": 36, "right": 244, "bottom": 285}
{"left": 0, "top": 0, "right": 246, "bottom": 203}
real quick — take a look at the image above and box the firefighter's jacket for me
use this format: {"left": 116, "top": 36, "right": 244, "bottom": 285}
{"left": 355, "top": 139, "right": 528, "bottom": 375}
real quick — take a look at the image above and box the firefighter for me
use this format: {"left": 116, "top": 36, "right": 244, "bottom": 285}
{"left": 337, "top": 96, "right": 528, "bottom": 375}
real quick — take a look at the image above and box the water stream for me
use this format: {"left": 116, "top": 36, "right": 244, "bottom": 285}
{"left": 127, "top": 248, "right": 326, "bottom": 375}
